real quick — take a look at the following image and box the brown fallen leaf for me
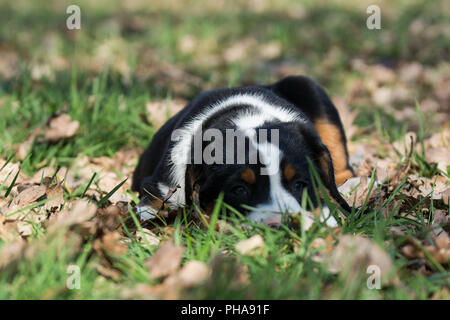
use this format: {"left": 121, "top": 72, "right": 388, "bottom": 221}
{"left": 328, "top": 235, "right": 394, "bottom": 286}
{"left": 401, "top": 233, "right": 450, "bottom": 266}
{"left": 1, "top": 185, "right": 47, "bottom": 220}
{"left": 0, "top": 220, "right": 22, "bottom": 242}
{"left": 235, "top": 235, "right": 264, "bottom": 255}
{"left": 425, "top": 147, "right": 450, "bottom": 172}
{"left": 442, "top": 189, "right": 450, "bottom": 206}
{"left": 96, "top": 204, "right": 127, "bottom": 233}
{"left": 145, "top": 239, "right": 185, "bottom": 279}
{"left": 13, "top": 127, "right": 41, "bottom": 161}
{"left": 16, "top": 221, "right": 33, "bottom": 237}
{"left": 0, "top": 241, "right": 27, "bottom": 270}
{"left": 424, "top": 128, "right": 450, "bottom": 149}
{"left": 145, "top": 260, "right": 211, "bottom": 299}
{"left": 136, "top": 228, "right": 160, "bottom": 247}
{"left": 97, "top": 172, "right": 131, "bottom": 204}
{"left": 93, "top": 231, "right": 128, "bottom": 256}
{"left": 44, "top": 114, "right": 80, "bottom": 142}
{"left": 208, "top": 253, "right": 250, "bottom": 289}
{"left": 47, "top": 200, "right": 97, "bottom": 231}
{"left": 146, "top": 99, "right": 185, "bottom": 130}
{"left": 176, "top": 260, "right": 211, "bottom": 287}
{"left": 120, "top": 283, "right": 158, "bottom": 300}
{"left": 333, "top": 97, "right": 359, "bottom": 140}
{"left": 12, "top": 185, "right": 46, "bottom": 208}
{"left": 223, "top": 38, "right": 256, "bottom": 63}
{"left": 43, "top": 184, "right": 64, "bottom": 213}
{"left": 338, "top": 176, "right": 381, "bottom": 208}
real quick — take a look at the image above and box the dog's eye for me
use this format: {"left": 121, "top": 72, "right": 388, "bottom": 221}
{"left": 230, "top": 185, "right": 249, "bottom": 198}
{"left": 292, "top": 179, "right": 306, "bottom": 193}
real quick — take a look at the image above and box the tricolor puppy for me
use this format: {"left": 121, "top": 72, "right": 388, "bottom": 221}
{"left": 132, "top": 76, "right": 353, "bottom": 228}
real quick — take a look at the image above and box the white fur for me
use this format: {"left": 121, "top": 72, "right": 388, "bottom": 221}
{"left": 136, "top": 205, "right": 158, "bottom": 221}
{"left": 320, "top": 205, "right": 338, "bottom": 228}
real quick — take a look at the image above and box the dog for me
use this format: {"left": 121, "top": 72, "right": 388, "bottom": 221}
{"left": 132, "top": 75, "right": 353, "bottom": 228}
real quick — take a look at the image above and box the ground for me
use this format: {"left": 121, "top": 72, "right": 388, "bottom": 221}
{"left": 0, "top": 0, "right": 449, "bottom": 299}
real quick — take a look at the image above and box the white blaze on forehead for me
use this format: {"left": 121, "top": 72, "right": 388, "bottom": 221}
{"left": 246, "top": 137, "right": 338, "bottom": 229}
{"left": 246, "top": 139, "right": 302, "bottom": 225}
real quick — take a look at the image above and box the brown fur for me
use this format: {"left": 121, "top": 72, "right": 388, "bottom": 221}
{"left": 241, "top": 168, "right": 256, "bottom": 184}
{"left": 283, "top": 164, "right": 296, "bottom": 181}
{"left": 314, "top": 119, "right": 353, "bottom": 186}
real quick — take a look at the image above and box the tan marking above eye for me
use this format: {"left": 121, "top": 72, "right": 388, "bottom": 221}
{"left": 284, "top": 164, "right": 296, "bottom": 181}
{"left": 241, "top": 168, "right": 256, "bottom": 184}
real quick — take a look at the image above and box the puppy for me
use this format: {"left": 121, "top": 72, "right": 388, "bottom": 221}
{"left": 132, "top": 76, "right": 353, "bottom": 228}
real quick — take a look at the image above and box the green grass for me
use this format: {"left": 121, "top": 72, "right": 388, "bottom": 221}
{"left": 0, "top": 188, "right": 447, "bottom": 299}
{"left": 0, "top": 0, "right": 449, "bottom": 299}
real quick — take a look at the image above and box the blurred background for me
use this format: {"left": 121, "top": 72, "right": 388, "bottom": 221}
{"left": 0, "top": 0, "right": 449, "bottom": 160}
{"left": 0, "top": 0, "right": 449, "bottom": 300}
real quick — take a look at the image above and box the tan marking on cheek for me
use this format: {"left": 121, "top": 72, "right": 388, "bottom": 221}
{"left": 314, "top": 119, "right": 354, "bottom": 185}
{"left": 241, "top": 168, "right": 256, "bottom": 184}
{"left": 284, "top": 164, "right": 296, "bottom": 181}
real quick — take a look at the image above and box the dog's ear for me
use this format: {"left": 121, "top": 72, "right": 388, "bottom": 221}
{"left": 269, "top": 75, "right": 353, "bottom": 186}
{"left": 299, "top": 124, "right": 351, "bottom": 213}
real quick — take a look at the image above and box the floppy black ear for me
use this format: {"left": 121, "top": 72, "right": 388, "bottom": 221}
{"left": 299, "top": 124, "right": 351, "bottom": 214}
{"left": 269, "top": 75, "right": 354, "bottom": 186}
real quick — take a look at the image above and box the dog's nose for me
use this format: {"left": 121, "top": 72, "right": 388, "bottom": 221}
{"left": 268, "top": 222, "right": 281, "bottom": 229}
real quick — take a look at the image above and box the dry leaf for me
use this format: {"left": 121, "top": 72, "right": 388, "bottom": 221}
{"left": 16, "top": 221, "right": 32, "bottom": 237}
{"left": 94, "top": 231, "right": 128, "bottom": 256}
{"left": 0, "top": 241, "right": 27, "bottom": 270}
{"left": 328, "top": 235, "right": 394, "bottom": 285}
{"left": 145, "top": 239, "right": 185, "bottom": 279}
{"left": 176, "top": 260, "right": 211, "bottom": 287}
{"left": 2, "top": 185, "right": 47, "bottom": 219}
{"left": 425, "top": 147, "right": 450, "bottom": 172}
{"left": 338, "top": 176, "right": 380, "bottom": 207}
{"left": 235, "top": 235, "right": 264, "bottom": 255}
{"left": 333, "top": 97, "right": 359, "bottom": 140}
{"left": 47, "top": 200, "right": 97, "bottom": 231}
{"left": 12, "top": 185, "right": 46, "bottom": 208}
{"left": 13, "top": 127, "right": 41, "bottom": 161}
{"left": 146, "top": 99, "right": 185, "bottom": 130}
{"left": 0, "top": 160, "right": 26, "bottom": 192}
{"left": 0, "top": 214, "right": 20, "bottom": 242}
{"left": 95, "top": 263, "right": 122, "bottom": 281}
{"left": 97, "top": 172, "right": 130, "bottom": 204}
{"left": 44, "top": 114, "right": 80, "bottom": 142}
{"left": 136, "top": 228, "right": 160, "bottom": 247}
{"left": 43, "top": 184, "right": 64, "bottom": 213}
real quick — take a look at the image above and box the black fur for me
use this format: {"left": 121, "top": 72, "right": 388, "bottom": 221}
{"left": 132, "top": 75, "right": 352, "bottom": 215}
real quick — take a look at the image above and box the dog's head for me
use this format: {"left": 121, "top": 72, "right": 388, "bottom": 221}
{"left": 185, "top": 121, "right": 350, "bottom": 227}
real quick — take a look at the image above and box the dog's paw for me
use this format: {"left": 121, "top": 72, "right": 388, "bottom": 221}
{"left": 135, "top": 205, "right": 158, "bottom": 221}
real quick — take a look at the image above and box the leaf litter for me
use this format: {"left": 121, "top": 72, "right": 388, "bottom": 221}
{"left": 0, "top": 64, "right": 449, "bottom": 298}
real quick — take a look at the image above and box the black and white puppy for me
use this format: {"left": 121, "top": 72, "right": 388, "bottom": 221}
{"left": 132, "top": 76, "right": 354, "bottom": 228}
